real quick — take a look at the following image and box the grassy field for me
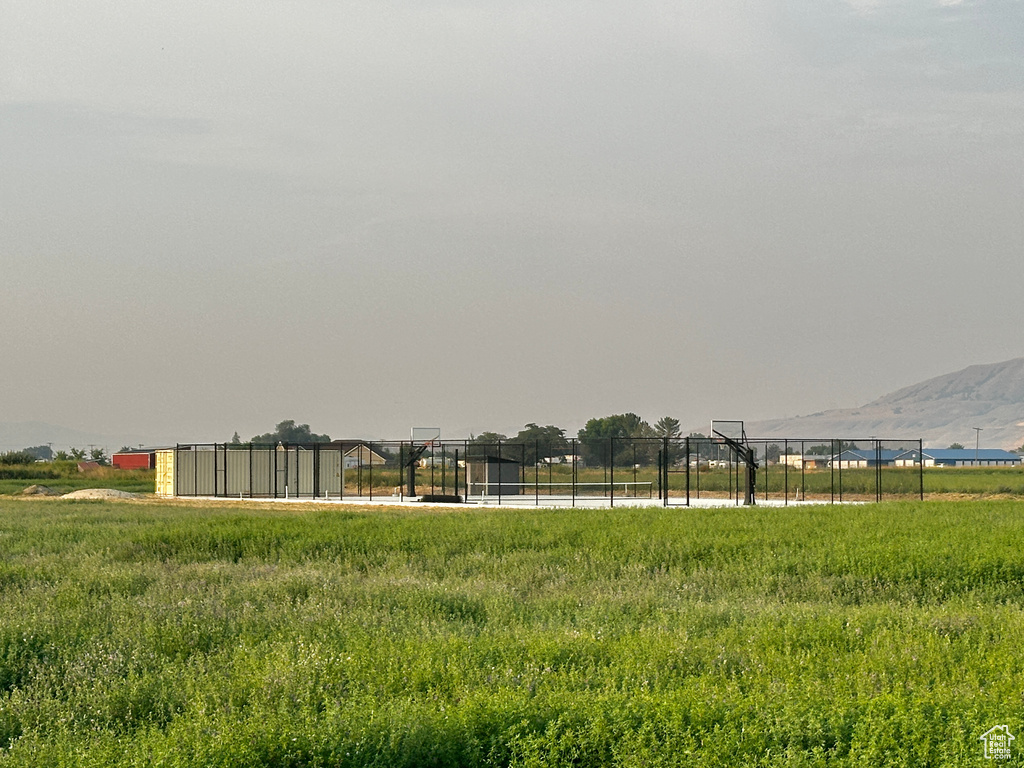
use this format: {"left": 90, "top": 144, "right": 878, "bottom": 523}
{"left": 1, "top": 497, "right": 1023, "bottom": 766}
{"left": 0, "top": 464, "right": 154, "bottom": 497}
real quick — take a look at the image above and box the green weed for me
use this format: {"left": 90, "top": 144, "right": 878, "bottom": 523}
{"left": 0, "top": 499, "right": 1021, "bottom": 765}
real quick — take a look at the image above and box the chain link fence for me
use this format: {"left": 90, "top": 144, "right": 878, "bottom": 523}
{"left": 166, "top": 436, "right": 924, "bottom": 505}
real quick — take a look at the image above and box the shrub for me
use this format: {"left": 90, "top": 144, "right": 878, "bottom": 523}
{"left": 0, "top": 451, "right": 37, "bottom": 466}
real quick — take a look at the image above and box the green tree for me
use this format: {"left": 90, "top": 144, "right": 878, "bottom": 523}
{"left": 948, "top": 442, "right": 965, "bottom": 450}
{"left": 653, "top": 417, "right": 681, "bottom": 439}
{"left": 22, "top": 445, "right": 53, "bottom": 461}
{"left": 90, "top": 448, "right": 109, "bottom": 466}
{"left": 512, "top": 423, "right": 569, "bottom": 465}
{"left": 251, "top": 420, "right": 331, "bottom": 444}
{"left": 653, "top": 417, "right": 683, "bottom": 464}
{"left": 577, "top": 413, "right": 652, "bottom": 466}
{"left": 466, "top": 432, "right": 509, "bottom": 460}
{"left": 0, "top": 450, "right": 36, "bottom": 466}
{"left": 69, "top": 448, "right": 87, "bottom": 460}
{"left": 806, "top": 441, "right": 858, "bottom": 456}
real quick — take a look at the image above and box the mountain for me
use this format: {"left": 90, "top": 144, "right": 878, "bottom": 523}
{"left": 747, "top": 358, "right": 1024, "bottom": 450}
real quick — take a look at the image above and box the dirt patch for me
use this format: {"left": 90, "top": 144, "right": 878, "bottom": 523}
{"left": 61, "top": 489, "right": 141, "bottom": 500}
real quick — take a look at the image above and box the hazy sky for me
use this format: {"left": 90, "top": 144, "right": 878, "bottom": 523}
{"left": 2, "top": 0, "right": 1023, "bottom": 444}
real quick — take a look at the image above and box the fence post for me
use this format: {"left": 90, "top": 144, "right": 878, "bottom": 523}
{"left": 783, "top": 440, "right": 788, "bottom": 506}
{"left": 663, "top": 436, "right": 670, "bottom": 507}
{"left": 919, "top": 439, "right": 924, "bottom": 500}
{"left": 572, "top": 439, "right": 577, "bottom": 507}
{"left": 535, "top": 439, "right": 540, "bottom": 506}
{"left": 609, "top": 437, "right": 615, "bottom": 507}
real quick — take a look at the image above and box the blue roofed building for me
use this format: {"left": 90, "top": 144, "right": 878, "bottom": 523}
{"left": 830, "top": 449, "right": 903, "bottom": 468}
{"left": 894, "top": 448, "right": 1022, "bottom": 467}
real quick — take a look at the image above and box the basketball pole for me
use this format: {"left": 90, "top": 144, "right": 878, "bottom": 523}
{"left": 712, "top": 421, "right": 758, "bottom": 506}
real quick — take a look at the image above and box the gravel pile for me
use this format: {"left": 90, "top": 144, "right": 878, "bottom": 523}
{"left": 61, "top": 489, "right": 141, "bottom": 500}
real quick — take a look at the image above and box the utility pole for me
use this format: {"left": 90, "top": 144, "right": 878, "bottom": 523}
{"left": 973, "top": 427, "right": 983, "bottom": 467}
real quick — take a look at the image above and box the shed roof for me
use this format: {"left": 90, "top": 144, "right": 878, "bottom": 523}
{"left": 464, "top": 454, "right": 520, "bottom": 464}
{"left": 834, "top": 449, "right": 903, "bottom": 461}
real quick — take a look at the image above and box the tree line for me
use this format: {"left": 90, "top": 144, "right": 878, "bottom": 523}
{"left": 1, "top": 446, "right": 110, "bottom": 465}
{"left": 469, "top": 415, "right": 687, "bottom": 467}
{"left": 231, "top": 416, "right": 692, "bottom": 467}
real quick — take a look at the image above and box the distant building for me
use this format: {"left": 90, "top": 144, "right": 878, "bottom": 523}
{"left": 895, "top": 448, "right": 1022, "bottom": 467}
{"left": 778, "top": 449, "right": 907, "bottom": 469}
{"left": 418, "top": 455, "right": 454, "bottom": 469}
{"left": 540, "top": 453, "right": 583, "bottom": 466}
{"left": 341, "top": 443, "right": 387, "bottom": 468}
{"left": 778, "top": 454, "right": 830, "bottom": 470}
{"left": 830, "top": 449, "right": 902, "bottom": 468}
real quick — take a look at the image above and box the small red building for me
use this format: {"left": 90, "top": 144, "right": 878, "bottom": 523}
{"left": 112, "top": 451, "right": 156, "bottom": 470}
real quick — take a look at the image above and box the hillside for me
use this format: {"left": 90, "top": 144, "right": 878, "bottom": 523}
{"left": 748, "top": 358, "right": 1024, "bottom": 450}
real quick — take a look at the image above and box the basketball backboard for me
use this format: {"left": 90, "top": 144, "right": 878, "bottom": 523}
{"left": 711, "top": 420, "right": 746, "bottom": 443}
{"left": 410, "top": 427, "right": 441, "bottom": 446}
